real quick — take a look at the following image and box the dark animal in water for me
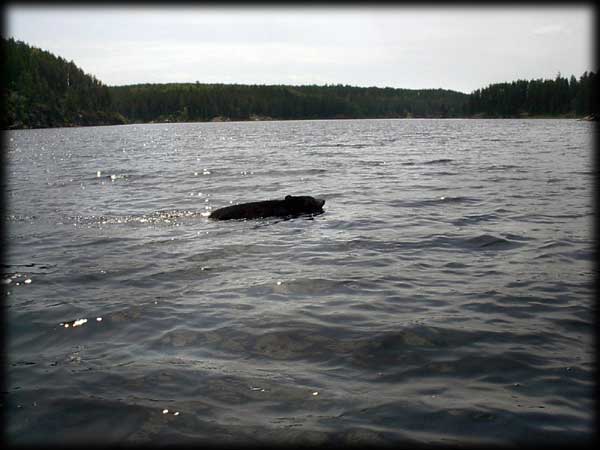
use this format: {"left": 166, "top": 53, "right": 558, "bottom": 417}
{"left": 209, "top": 195, "right": 325, "bottom": 220}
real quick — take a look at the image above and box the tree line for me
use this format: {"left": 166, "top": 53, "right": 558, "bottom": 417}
{"left": 2, "top": 38, "right": 597, "bottom": 129}
{"left": 2, "top": 38, "right": 126, "bottom": 128}
{"left": 109, "top": 82, "right": 469, "bottom": 123}
{"left": 467, "top": 72, "right": 596, "bottom": 118}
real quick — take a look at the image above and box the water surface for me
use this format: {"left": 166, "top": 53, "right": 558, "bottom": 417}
{"left": 3, "top": 119, "right": 595, "bottom": 445}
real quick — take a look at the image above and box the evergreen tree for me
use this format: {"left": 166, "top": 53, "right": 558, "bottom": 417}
{"left": 2, "top": 37, "right": 127, "bottom": 128}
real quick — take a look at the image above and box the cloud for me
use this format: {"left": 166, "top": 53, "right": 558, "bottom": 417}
{"left": 532, "top": 24, "right": 566, "bottom": 36}
{"left": 6, "top": 6, "right": 593, "bottom": 91}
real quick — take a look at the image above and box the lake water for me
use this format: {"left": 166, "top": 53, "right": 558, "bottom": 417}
{"left": 3, "top": 119, "right": 595, "bottom": 445}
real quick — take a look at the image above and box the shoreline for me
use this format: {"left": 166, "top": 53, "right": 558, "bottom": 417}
{"left": 4, "top": 115, "right": 591, "bottom": 131}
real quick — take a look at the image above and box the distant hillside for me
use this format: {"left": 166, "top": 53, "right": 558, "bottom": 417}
{"left": 108, "top": 82, "right": 469, "bottom": 123}
{"left": 2, "top": 38, "right": 597, "bottom": 129}
{"left": 3, "top": 38, "right": 126, "bottom": 129}
{"left": 468, "top": 72, "right": 597, "bottom": 118}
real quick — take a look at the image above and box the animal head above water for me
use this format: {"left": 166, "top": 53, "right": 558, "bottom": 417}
{"left": 284, "top": 195, "right": 326, "bottom": 214}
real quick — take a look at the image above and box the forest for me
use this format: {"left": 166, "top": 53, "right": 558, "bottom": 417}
{"left": 109, "top": 83, "right": 469, "bottom": 123}
{"left": 2, "top": 38, "right": 597, "bottom": 129}
{"left": 3, "top": 38, "right": 127, "bottom": 128}
{"left": 468, "top": 73, "right": 596, "bottom": 118}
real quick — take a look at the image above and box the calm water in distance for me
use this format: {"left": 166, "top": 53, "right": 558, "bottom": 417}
{"left": 3, "top": 119, "right": 595, "bottom": 445}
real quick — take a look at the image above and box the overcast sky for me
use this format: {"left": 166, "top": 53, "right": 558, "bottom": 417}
{"left": 5, "top": 5, "right": 595, "bottom": 93}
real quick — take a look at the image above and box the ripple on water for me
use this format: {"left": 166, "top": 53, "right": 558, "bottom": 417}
{"left": 4, "top": 119, "right": 594, "bottom": 445}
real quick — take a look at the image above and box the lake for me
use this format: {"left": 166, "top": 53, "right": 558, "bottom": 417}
{"left": 3, "top": 118, "right": 595, "bottom": 445}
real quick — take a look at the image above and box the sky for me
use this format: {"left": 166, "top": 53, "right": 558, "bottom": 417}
{"left": 5, "top": 5, "right": 595, "bottom": 93}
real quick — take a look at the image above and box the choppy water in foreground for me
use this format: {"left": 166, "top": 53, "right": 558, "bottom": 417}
{"left": 3, "top": 119, "right": 595, "bottom": 445}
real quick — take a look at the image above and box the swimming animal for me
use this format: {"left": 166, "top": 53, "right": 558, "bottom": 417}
{"left": 209, "top": 195, "right": 325, "bottom": 220}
